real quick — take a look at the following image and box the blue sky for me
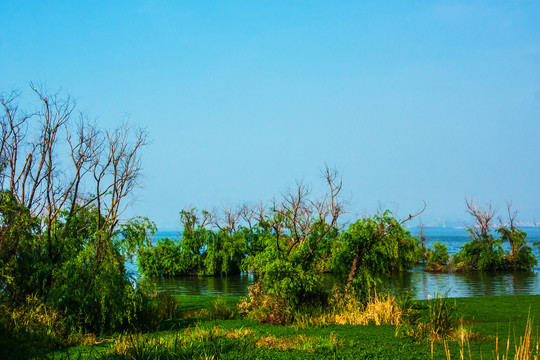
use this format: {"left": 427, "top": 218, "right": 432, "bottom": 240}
{"left": 1, "top": 1, "right": 539, "bottom": 229}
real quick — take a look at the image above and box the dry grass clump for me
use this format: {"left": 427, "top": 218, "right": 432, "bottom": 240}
{"left": 238, "top": 283, "right": 293, "bottom": 325}
{"left": 332, "top": 292, "right": 403, "bottom": 325}
{"left": 254, "top": 334, "right": 316, "bottom": 351}
{"left": 183, "top": 324, "right": 253, "bottom": 342}
{"left": 254, "top": 331, "right": 342, "bottom": 353}
{"left": 107, "top": 324, "right": 254, "bottom": 359}
{"left": 493, "top": 318, "right": 539, "bottom": 360}
{"left": 295, "top": 290, "right": 404, "bottom": 327}
{"left": 107, "top": 323, "right": 341, "bottom": 358}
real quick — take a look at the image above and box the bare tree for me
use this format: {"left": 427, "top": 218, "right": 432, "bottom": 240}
{"left": 215, "top": 204, "right": 241, "bottom": 235}
{"left": 498, "top": 201, "right": 517, "bottom": 230}
{"left": 273, "top": 166, "right": 345, "bottom": 262}
{"left": 1, "top": 86, "right": 148, "bottom": 260}
{"left": 239, "top": 203, "right": 256, "bottom": 229}
{"left": 465, "top": 198, "right": 496, "bottom": 241}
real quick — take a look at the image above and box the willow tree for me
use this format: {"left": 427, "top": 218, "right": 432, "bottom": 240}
{"left": 0, "top": 86, "right": 152, "bottom": 331}
{"left": 245, "top": 167, "right": 344, "bottom": 310}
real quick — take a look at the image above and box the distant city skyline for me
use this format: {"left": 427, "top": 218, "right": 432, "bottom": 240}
{"left": 1, "top": 1, "right": 539, "bottom": 229}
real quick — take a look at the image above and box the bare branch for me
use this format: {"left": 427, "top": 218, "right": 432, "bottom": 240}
{"left": 399, "top": 201, "right": 426, "bottom": 225}
{"left": 465, "top": 197, "right": 496, "bottom": 240}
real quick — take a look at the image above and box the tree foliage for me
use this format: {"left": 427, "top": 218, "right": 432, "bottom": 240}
{"left": 138, "top": 208, "right": 252, "bottom": 277}
{"left": 454, "top": 200, "right": 537, "bottom": 271}
{"left": 0, "top": 86, "right": 154, "bottom": 333}
{"left": 333, "top": 211, "right": 422, "bottom": 300}
{"left": 245, "top": 168, "right": 343, "bottom": 311}
{"left": 425, "top": 241, "right": 450, "bottom": 272}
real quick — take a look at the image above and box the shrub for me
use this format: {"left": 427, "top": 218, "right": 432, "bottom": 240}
{"left": 238, "top": 283, "right": 294, "bottom": 325}
{"left": 454, "top": 233, "right": 506, "bottom": 271}
{"left": 0, "top": 295, "right": 68, "bottom": 347}
{"left": 426, "top": 242, "right": 450, "bottom": 272}
{"left": 497, "top": 225, "right": 537, "bottom": 271}
{"left": 398, "top": 291, "right": 462, "bottom": 342}
{"left": 138, "top": 209, "right": 250, "bottom": 278}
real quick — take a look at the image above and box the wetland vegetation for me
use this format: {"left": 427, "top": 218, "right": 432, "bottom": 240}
{"left": 1, "top": 88, "right": 539, "bottom": 359}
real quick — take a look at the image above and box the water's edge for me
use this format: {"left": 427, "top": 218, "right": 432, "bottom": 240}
{"left": 137, "top": 227, "right": 540, "bottom": 300}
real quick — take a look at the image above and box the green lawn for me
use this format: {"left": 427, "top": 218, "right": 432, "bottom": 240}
{"left": 36, "top": 294, "right": 540, "bottom": 359}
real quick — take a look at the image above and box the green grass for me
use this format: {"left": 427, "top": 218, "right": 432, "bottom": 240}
{"left": 11, "top": 294, "right": 540, "bottom": 360}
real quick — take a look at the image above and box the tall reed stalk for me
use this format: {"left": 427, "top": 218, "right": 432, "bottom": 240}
{"left": 438, "top": 317, "right": 539, "bottom": 360}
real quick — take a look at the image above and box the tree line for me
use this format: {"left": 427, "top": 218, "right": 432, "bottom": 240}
{"left": 1, "top": 86, "right": 539, "bottom": 336}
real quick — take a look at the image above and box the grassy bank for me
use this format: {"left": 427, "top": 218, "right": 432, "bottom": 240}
{"left": 12, "top": 294, "right": 540, "bottom": 359}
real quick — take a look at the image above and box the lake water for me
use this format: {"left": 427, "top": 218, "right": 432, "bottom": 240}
{"left": 142, "top": 227, "right": 540, "bottom": 300}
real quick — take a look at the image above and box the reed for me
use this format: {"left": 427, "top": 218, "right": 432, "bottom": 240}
{"left": 437, "top": 317, "right": 539, "bottom": 360}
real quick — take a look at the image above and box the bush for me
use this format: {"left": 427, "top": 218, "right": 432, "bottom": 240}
{"left": 238, "top": 283, "right": 294, "bottom": 325}
{"left": 497, "top": 226, "right": 537, "bottom": 271}
{"left": 0, "top": 295, "right": 68, "bottom": 348}
{"left": 47, "top": 247, "right": 147, "bottom": 332}
{"left": 426, "top": 242, "right": 450, "bottom": 272}
{"left": 138, "top": 209, "right": 250, "bottom": 278}
{"left": 454, "top": 234, "right": 506, "bottom": 271}
{"left": 398, "top": 291, "right": 461, "bottom": 342}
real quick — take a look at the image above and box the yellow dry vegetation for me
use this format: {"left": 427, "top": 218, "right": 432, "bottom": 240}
{"left": 331, "top": 294, "right": 403, "bottom": 326}
{"left": 438, "top": 317, "right": 539, "bottom": 360}
{"left": 293, "top": 293, "right": 404, "bottom": 328}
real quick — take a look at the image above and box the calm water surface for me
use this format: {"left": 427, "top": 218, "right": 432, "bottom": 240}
{"left": 147, "top": 228, "right": 540, "bottom": 300}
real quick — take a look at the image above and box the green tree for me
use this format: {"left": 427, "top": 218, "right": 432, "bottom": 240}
{"left": 495, "top": 203, "right": 537, "bottom": 271}
{"left": 454, "top": 199, "right": 504, "bottom": 271}
{"left": 454, "top": 200, "right": 536, "bottom": 271}
{"left": 1, "top": 86, "right": 153, "bottom": 333}
{"left": 426, "top": 241, "right": 450, "bottom": 271}
{"left": 246, "top": 168, "right": 344, "bottom": 312}
{"left": 333, "top": 211, "right": 422, "bottom": 300}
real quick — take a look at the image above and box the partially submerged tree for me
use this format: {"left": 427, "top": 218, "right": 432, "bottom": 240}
{"left": 496, "top": 202, "right": 537, "bottom": 270}
{"left": 454, "top": 198, "right": 503, "bottom": 271}
{"left": 239, "top": 168, "right": 344, "bottom": 323}
{"left": 139, "top": 206, "right": 252, "bottom": 277}
{"left": 333, "top": 205, "right": 425, "bottom": 299}
{"left": 454, "top": 199, "right": 536, "bottom": 271}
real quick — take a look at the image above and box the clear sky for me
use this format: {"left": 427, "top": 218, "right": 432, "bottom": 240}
{"left": 1, "top": 1, "right": 539, "bottom": 229}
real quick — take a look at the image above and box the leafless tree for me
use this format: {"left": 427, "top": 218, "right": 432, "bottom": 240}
{"left": 239, "top": 203, "right": 256, "bottom": 229}
{"left": 498, "top": 201, "right": 517, "bottom": 231}
{"left": 465, "top": 198, "right": 496, "bottom": 240}
{"left": 253, "top": 200, "right": 268, "bottom": 226}
{"left": 273, "top": 166, "right": 345, "bottom": 261}
{"left": 1, "top": 86, "right": 148, "bottom": 260}
{"left": 180, "top": 207, "right": 215, "bottom": 237}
